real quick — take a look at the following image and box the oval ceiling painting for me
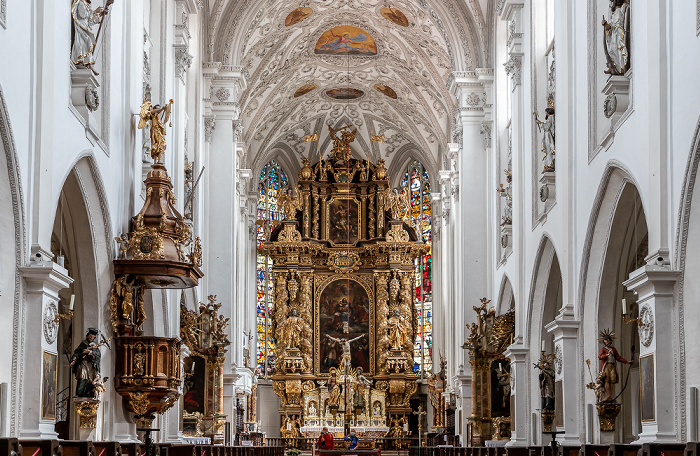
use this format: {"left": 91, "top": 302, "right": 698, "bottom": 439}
{"left": 374, "top": 84, "right": 398, "bottom": 99}
{"left": 380, "top": 7, "right": 409, "bottom": 27}
{"left": 326, "top": 88, "right": 365, "bottom": 100}
{"left": 285, "top": 7, "right": 312, "bottom": 26}
{"left": 294, "top": 84, "right": 317, "bottom": 98}
{"left": 315, "top": 26, "right": 378, "bottom": 56}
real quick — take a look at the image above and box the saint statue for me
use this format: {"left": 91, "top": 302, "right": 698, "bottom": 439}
{"left": 597, "top": 329, "right": 631, "bottom": 402}
{"left": 328, "top": 125, "right": 356, "bottom": 162}
{"left": 602, "top": 0, "right": 631, "bottom": 75}
{"left": 535, "top": 356, "right": 555, "bottom": 411}
{"left": 138, "top": 99, "right": 174, "bottom": 163}
{"left": 387, "top": 308, "right": 407, "bottom": 350}
{"left": 71, "top": 0, "right": 113, "bottom": 70}
{"left": 535, "top": 107, "right": 555, "bottom": 172}
{"left": 70, "top": 328, "right": 103, "bottom": 398}
{"left": 280, "top": 309, "right": 304, "bottom": 349}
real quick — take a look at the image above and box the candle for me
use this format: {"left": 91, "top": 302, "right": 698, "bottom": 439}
{"left": 287, "top": 421, "right": 292, "bottom": 431}
{"left": 622, "top": 298, "right": 627, "bottom": 315}
{"left": 541, "top": 340, "right": 545, "bottom": 352}
{"left": 498, "top": 363, "right": 502, "bottom": 372}
{"left": 69, "top": 294, "right": 75, "bottom": 311}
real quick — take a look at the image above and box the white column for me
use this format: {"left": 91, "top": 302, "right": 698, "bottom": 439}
{"left": 624, "top": 266, "right": 680, "bottom": 443}
{"left": 546, "top": 318, "right": 583, "bottom": 445}
{"left": 504, "top": 346, "right": 529, "bottom": 446}
{"left": 18, "top": 262, "right": 73, "bottom": 438}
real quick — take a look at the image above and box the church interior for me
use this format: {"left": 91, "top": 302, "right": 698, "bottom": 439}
{"left": 1, "top": 0, "right": 700, "bottom": 455}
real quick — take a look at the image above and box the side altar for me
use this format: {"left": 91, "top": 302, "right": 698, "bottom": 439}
{"left": 257, "top": 126, "right": 429, "bottom": 441}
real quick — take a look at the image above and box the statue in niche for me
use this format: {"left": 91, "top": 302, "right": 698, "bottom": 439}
{"left": 70, "top": 328, "right": 106, "bottom": 398}
{"left": 534, "top": 106, "right": 555, "bottom": 172}
{"left": 71, "top": 0, "right": 113, "bottom": 72}
{"left": 279, "top": 308, "right": 304, "bottom": 350}
{"left": 138, "top": 98, "right": 174, "bottom": 163}
{"left": 497, "top": 170, "right": 512, "bottom": 225}
{"left": 534, "top": 354, "right": 556, "bottom": 411}
{"left": 387, "top": 308, "right": 408, "bottom": 350}
{"left": 601, "top": 0, "right": 631, "bottom": 75}
{"left": 596, "top": 329, "right": 631, "bottom": 402}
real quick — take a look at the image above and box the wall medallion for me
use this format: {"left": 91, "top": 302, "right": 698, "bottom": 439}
{"left": 603, "top": 93, "right": 617, "bottom": 118}
{"left": 539, "top": 184, "right": 549, "bottom": 202}
{"left": 554, "top": 344, "right": 563, "bottom": 375}
{"left": 501, "top": 233, "right": 509, "bottom": 249}
{"left": 639, "top": 304, "right": 655, "bottom": 347}
{"left": 43, "top": 301, "right": 59, "bottom": 344}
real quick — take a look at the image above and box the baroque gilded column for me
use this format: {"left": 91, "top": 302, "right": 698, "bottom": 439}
{"left": 375, "top": 272, "right": 391, "bottom": 372}
{"left": 297, "top": 271, "right": 314, "bottom": 373}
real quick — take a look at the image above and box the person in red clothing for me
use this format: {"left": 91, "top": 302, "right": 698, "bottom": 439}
{"left": 317, "top": 427, "right": 335, "bottom": 450}
{"left": 597, "top": 329, "right": 631, "bottom": 402}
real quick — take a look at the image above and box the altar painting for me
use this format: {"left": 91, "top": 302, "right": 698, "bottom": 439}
{"left": 315, "top": 26, "right": 377, "bottom": 55}
{"left": 319, "top": 279, "right": 370, "bottom": 373}
{"left": 327, "top": 197, "right": 360, "bottom": 245}
{"left": 183, "top": 355, "right": 206, "bottom": 414}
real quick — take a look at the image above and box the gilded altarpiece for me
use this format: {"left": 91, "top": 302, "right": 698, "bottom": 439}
{"left": 258, "top": 126, "right": 428, "bottom": 441}
{"left": 464, "top": 300, "right": 515, "bottom": 445}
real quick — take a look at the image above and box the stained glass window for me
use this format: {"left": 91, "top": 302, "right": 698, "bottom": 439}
{"left": 401, "top": 161, "right": 433, "bottom": 375}
{"left": 256, "top": 161, "right": 288, "bottom": 375}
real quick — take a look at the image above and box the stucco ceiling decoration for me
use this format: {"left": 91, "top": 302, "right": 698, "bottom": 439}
{"left": 203, "top": 0, "right": 493, "bottom": 171}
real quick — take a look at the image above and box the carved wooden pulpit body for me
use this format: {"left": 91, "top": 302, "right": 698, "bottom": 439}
{"left": 258, "top": 140, "right": 429, "bottom": 439}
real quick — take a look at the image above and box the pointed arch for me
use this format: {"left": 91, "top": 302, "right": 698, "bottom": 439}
{"left": 496, "top": 273, "right": 514, "bottom": 315}
{"left": 526, "top": 234, "right": 561, "bottom": 348}
{"left": 0, "top": 84, "right": 27, "bottom": 436}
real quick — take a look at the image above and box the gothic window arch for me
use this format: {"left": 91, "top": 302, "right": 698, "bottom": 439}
{"left": 400, "top": 160, "right": 433, "bottom": 375}
{"left": 256, "top": 160, "right": 289, "bottom": 375}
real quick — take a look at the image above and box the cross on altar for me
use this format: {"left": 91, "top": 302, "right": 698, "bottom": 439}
{"left": 413, "top": 405, "right": 427, "bottom": 447}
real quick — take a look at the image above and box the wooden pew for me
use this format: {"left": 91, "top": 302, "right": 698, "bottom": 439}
{"left": 560, "top": 446, "right": 580, "bottom": 456}
{"left": 580, "top": 445, "right": 610, "bottom": 456}
{"left": 118, "top": 442, "right": 143, "bottom": 456}
{"left": 92, "top": 442, "right": 121, "bottom": 456}
{"left": 57, "top": 441, "right": 95, "bottom": 456}
{"left": 685, "top": 442, "right": 700, "bottom": 456}
{"left": 638, "top": 443, "right": 686, "bottom": 456}
{"left": 608, "top": 444, "right": 641, "bottom": 456}
{"left": 158, "top": 443, "right": 173, "bottom": 456}
{"left": 0, "top": 438, "right": 22, "bottom": 456}
{"left": 167, "top": 445, "right": 196, "bottom": 456}
{"left": 506, "top": 448, "right": 529, "bottom": 456}
{"left": 19, "top": 440, "right": 62, "bottom": 456}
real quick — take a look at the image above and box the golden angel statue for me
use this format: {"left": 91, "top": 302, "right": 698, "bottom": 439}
{"left": 138, "top": 99, "right": 174, "bottom": 163}
{"left": 328, "top": 125, "right": 356, "bottom": 162}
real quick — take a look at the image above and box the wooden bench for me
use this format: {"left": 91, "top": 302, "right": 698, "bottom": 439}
{"left": 167, "top": 445, "right": 196, "bottom": 456}
{"left": 0, "top": 438, "right": 23, "bottom": 456}
{"left": 609, "top": 444, "right": 641, "bottom": 456}
{"left": 57, "top": 441, "right": 95, "bottom": 456}
{"left": 560, "top": 446, "right": 581, "bottom": 456}
{"left": 118, "top": 442, "right": 143, "bottom": 456}
{"left": 639, "top": 443, "right": 686, "bottom": 456}
{"left": 506, "top": 448, "right": 529, "bottom": 456}
{"left": 19, "top": 440, "right": 63, "bottom": 456}
{"left": 580, "top": 445, "right": 610, "bottom": 456}
{"left": 92, "top": 442, "right": 121, "bottom": 456}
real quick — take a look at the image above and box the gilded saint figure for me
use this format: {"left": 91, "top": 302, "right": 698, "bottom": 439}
{"left": 280, "top": 309, "right": 304, "bottom": 350}
{"left": 138, "top": 99, "right": 174, "bottom": 163}
{"left": 602, "top": 0, "right": 631, "bottom": 75}
{"left": 387, "top": 308, "right": 407, "bottom": 350}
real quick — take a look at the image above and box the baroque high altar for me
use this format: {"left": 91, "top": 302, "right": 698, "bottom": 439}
{"left": 258, "top": 126, "right": 429, "bottom": 439}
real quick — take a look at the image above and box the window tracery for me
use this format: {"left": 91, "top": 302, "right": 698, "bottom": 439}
{"left": 401, "top": 161, "right": 433, "bottom": 375}
{"left": 256, "top": 160, "right": 288, "bottom": 375}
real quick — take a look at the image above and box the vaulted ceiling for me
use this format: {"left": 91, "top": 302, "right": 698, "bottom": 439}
{"left": 202, "top": 0, "right": 495, "bottom": 176}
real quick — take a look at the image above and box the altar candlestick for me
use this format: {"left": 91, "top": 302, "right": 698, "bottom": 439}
{"left": 69, "top": 294, "right": 75, "bottom": 311}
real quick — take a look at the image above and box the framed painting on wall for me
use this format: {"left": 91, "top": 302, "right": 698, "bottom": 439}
{"left": 41, "top": 351, "right": 57, "bottom": 420}
{"left": 640, "top": 354, "right": 655, "bottom": 422}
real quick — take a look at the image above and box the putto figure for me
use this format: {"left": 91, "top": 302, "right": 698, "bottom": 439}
{"left": 71, "top": 0, "right": 113, "bottom": 71}
{"left": 601, "top": 0, "right": 631, "bottom": 75}
{"left": 70, "top": 328, "right": 103, "bottom": 398}
{"left": 138, "top": 99, "right": 174, "bottom": 163}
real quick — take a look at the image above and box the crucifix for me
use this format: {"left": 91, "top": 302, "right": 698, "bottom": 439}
{"left": 413, "top": 405, "right": 427, "bottom": 447}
